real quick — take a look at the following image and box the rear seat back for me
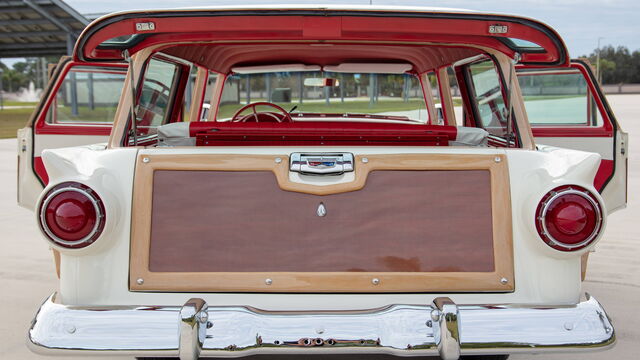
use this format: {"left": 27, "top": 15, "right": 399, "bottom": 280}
{"left": 157, "top": 121, "right": 488, "bottom": 147}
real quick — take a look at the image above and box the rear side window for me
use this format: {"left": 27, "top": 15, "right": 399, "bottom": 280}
{"left": 47, "top": 67, "right": 126, "bottom": 124}
{"left": 136, "top": 58, "right": 180, "bottom": 129}
{"left": 518, "top": 69, "right": 603, "bottom": 126}
{"left": 467, "top": 60, "right": 510, "bottom": 138}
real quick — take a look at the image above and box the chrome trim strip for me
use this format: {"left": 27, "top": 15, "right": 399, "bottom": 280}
{"left": 28, "top": 293, "right": 615, "bottom": 357}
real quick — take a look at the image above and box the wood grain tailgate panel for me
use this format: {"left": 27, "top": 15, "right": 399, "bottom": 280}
{"left": 149, "top": 170, "right": 494, "bottom": 273}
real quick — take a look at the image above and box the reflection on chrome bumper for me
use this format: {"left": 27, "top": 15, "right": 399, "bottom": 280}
{"left": 28, "top": 293, "right": 614, "bottom": 360}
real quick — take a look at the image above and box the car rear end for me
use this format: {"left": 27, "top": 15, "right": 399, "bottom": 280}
{"left": 28, "top": 145, "right": 614, "bottom": 359}
{"left": 24, "top": 6, "right": 618, "bottom": 360}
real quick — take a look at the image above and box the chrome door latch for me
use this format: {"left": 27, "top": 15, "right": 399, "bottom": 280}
{"left": 290, "top": 153, "right": 354, "bottom": 175}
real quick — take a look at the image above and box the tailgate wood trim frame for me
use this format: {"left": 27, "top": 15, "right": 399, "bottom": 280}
{"left": 129, "top": 153, "right": 513, "bottom": 292}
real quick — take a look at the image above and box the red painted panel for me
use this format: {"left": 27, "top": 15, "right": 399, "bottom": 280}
{"left": 594, "top": 159, "right": 614, "bottom": 191}
{"left": 531, "top": 126, "right": 613, "bottom": 138}
{"left": 302, "top": 16, "right": 342, "bottom": 38}
{"left": 35, "top": 125, "right": 113, "bottom": 136}
{"left": 34, "top": 156, "right": 49, "bottom": 185}
{"left": 77, "top": 12, "right": 566, "bottom": 65}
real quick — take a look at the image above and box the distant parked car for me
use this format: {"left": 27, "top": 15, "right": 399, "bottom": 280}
{"left": 18, "top": 5, "right": 626, "bottom": 360}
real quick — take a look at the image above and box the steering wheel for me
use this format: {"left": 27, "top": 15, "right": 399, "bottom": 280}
{"left": 231, "top": 102, "right": 293, "bottom": 123}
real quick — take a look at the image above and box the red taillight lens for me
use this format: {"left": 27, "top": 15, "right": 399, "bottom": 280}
{"left": 39, "top": 182, "right": 105, "bottom": 248}
{"left": 535, "top": 185, "right": 602, "bottom": 251}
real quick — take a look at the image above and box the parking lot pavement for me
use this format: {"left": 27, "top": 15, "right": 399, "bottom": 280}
{"left": 0, "top": 94, "right": 638, "bottom": 360}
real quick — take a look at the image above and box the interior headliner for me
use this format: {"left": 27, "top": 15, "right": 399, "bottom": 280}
{"left": 162, "top": 42, "right": 483, "bottom": 74}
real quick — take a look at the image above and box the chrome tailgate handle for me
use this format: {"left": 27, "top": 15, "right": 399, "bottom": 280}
{"left": 290, "top": 153, "right": 354, "bottom": 175}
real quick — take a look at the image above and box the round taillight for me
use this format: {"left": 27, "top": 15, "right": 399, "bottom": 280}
{"left": 39, "top": 182, "right": 105, "bottom": 248}
{"left": 535, "top": 185, "right": 602, "bottom": 251}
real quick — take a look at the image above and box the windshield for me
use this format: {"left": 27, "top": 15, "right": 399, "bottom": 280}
{"left": 217, "top": 71, "right": 428, "bottom": 122}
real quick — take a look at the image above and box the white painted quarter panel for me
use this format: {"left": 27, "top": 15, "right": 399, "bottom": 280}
{"left": 535, "top": 137, "right": 613, "bottom": 160}
{"left": 17, "top": 132, "right": 110, "bottom": 210}
{"left": 34, "top": 134, "right": 109, "bottom": 157}
{"left": 535, "top": 133, "right": 627, "bottom": 213}
{"left": 40, "top": 146, "right": 603, "bottom": 308}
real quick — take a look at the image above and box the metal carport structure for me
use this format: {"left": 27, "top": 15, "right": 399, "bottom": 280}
{"left": 0, "top": 0, "right": 89, "bottom": 58}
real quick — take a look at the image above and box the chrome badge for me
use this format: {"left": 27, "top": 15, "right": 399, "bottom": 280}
{"left": 290, "top": 153, "right": 354, "bottom": 175}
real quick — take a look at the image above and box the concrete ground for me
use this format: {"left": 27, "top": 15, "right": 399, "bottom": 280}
{"left": 0, "top": 94, "right": 638, "bottom": 359}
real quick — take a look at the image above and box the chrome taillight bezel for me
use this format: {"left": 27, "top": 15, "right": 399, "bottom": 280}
{"left": 535, "top": 185, "right": 603, "bottom": 252}
{"left": 38, "top": 182, "right": 106, "bottom": 249}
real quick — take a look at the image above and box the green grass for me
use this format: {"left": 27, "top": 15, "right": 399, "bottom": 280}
{"left": 0, "top": 105, "right": 115, "bottom": 139}
{"left": 0, "top": 107, "right": 34, "bottom": 139}
{"left": 1, "top": 101, "right": 38, "bottom": 107}
{"left": 523, "top": 95, "right": 583, "bottom": 102}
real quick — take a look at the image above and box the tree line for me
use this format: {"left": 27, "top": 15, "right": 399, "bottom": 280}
{"left": 1, "top": 45, "right": 639, "bottom": 92}
{"left": 583, "top": 45, "right": 640, "bottom": 84}
{"left": 0, "top": 56, "right": 57, "bottom": 92}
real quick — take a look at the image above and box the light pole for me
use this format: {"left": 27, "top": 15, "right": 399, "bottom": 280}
{"left": 596, "top": 37, "right": 604, "bottom": 84}
{"left": 0, "top": 67, "right": 4, "bottom": 111}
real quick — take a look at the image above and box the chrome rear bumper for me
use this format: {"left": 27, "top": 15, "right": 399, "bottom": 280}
{"left": 28, "top": 293, "right": 614, "bottom": 360}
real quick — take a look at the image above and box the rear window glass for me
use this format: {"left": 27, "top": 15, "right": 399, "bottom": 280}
{"left": 218, "top": 71, "right": 428, "bottom": 123}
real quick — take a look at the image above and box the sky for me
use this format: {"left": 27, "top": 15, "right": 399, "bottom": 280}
{"left": 4, "top": 0, "right": 639, "bottom": 66}
{"left": 65, "top": 0, "right": 640, "bottom": 57}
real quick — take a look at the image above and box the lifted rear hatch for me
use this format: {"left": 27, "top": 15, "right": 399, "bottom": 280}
{"left": 74, "top": 6, "right": 568, "bottom": 66}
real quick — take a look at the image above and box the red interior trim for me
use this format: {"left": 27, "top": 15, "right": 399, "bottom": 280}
{"left": 190, "top": 121, "right": 457, "bottom": 146}
{"left": 435, "top": 67, "right": 452, "bottom": 125}
{"left": 189, "top": 121, "right": 457, "bottom": 136}
{"left": 161, "top": 43, "right": 481, "bottom": 75}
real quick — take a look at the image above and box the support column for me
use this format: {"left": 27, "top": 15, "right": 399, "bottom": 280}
{"left": 245, "top": 76, "right": 251, "bottom": 104}
{"left": 324, "top": 86, "right": 330, "bottom": 105}
{"left": 0, "top": 65, "right": 3, "bottom": 110}
{"left": 265, "top": 73, "right": 271, "bottom": 102}
{"left": 66, "top": 33, "right": 74, "bottom": 56}
{"left": 298, "top": 73, "right": 303, "bottom": 105}
{"left": 69, "top": 70, "right": 79, "bottom": 116}
{"left": 87, "top": 72, "right": 95, "bottom": 110}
